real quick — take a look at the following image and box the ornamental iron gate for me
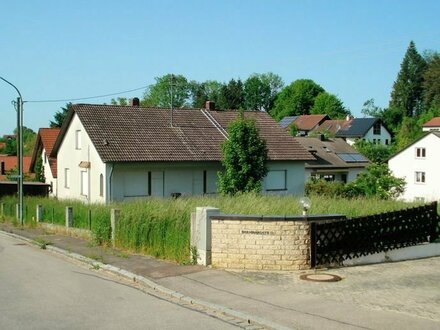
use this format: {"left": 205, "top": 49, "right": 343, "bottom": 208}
{"left": 310, "top": 202, "right": 440, "bottom": 267}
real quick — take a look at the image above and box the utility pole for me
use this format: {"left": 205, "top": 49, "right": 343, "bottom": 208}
{"left": 1, "top": 77, "right": 24, "bottom": 225}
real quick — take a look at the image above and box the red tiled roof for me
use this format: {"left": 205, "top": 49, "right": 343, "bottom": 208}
{"left": 30, "top": 128, "right": 60, "bottom": 178}
{"left": 422, "top": 117, "right": 440, "bottom": 127}
{"left": 292, "top": 115, "right": 329, "bottom": 131}
{"left": 52, "top": 104, "right": 315, "bottom": 162}
{"left": 0, "top": 155, "right": 32, "bottom": 181}
{"left": 313, "top": 119, "right": 352, "bottom": 135}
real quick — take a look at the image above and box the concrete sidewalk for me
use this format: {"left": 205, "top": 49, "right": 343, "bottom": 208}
{"left": 1, "top": 222, "right": 439, "bottom": 330}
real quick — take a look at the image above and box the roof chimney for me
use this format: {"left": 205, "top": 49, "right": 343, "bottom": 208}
{"left": 205, "top": 101, "right": 215, "bottom": 110}
{"left": 130, "top": 97, "right": 140, "bottom": 107}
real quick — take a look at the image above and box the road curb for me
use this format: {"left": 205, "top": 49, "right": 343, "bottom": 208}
{"left": 0, "top": 229, "right": 291, "bottom": 330}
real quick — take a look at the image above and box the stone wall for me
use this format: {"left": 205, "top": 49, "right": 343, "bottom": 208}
{"left": 210, "top": 216, "right": 311, "bottom": 271}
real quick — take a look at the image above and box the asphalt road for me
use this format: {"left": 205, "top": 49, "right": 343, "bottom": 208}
{"left": 0, "top": 233, "right": 238, "bottom": 330}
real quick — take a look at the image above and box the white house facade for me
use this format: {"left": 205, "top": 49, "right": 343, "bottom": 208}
{"left": 56, "top": 113, "right": 106, "bottom": 203}
{"left": 389, "top": 132, "right": 440, "bottom": 202}
{"left": 51, "top": 102, "right": 313, "bottom": 203}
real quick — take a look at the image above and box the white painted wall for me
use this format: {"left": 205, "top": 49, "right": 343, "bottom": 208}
{"left": 389, "top": 133, "right": 440, "bottom": 202}
{"left": 41, "top": 148, "right": 57, "bottom": 197}
{"left": 363, "top": 124, "right": 392, "bottom": 145}
{"left": 262, "top": 161, "right": 305, "bottom": 195}
{"left": 57, "top": 113, "right": 106, "bottom": 203}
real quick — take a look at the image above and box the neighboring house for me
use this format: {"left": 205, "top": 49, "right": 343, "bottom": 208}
{"left": 335, "top": 118, "right": 392, "bottom": 146}
{"left": 280, "top": 115, "right": 329, "bottom": 136}
{"left": 29, "top": 128, "right": 61, "bottom": 196}
{"left": 51, "top": 102, "right": 315, "bottom": 203}
{"left": 295, "top": 136, "right": 369, "bottom": 183}
{"left": 388, "top": 131, "right": 440, "bottom": 202}
{"left": 0, "top": 155, "right": 32, "bottom": 181}
{"left": 422, "top": 117, "right": 440, "bottom": 132}
{"left": 315, "top": 117, "right": 392, "bottom": 146}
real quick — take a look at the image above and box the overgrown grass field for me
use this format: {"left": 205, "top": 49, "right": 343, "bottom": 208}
{"left": 0, "top": 194, "right": 425, "bottom": 263}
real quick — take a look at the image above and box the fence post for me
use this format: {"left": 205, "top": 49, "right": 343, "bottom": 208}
{"left": 88, "top": 209, "right": 92, "bottom": 230}
{"left": 16, "top": 203, "right": 19, "bottom": 221}
{"left": 110, "top": 209, "right": 120, "bottom": 247}
{"left": 36, "top": 205, "right": 43, "bottom": 223}
{"left": 65, "top": 206, "right": 73, "bottom": 228}
{"left": 0, "top": 203, "right": 3, "bottom": 217}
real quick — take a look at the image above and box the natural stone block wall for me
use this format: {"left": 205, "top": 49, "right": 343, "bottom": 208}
{"left": 211, "top": 217, "right": 311, "bottom": 271}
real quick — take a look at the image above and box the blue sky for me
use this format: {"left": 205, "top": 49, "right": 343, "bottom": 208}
{"left": 1, "top": 0, "right": 440, "bottom": 135}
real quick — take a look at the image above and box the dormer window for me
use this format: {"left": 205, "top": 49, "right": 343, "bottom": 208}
{"left": 373, "top": 122, "right": 381, "bottom": 135}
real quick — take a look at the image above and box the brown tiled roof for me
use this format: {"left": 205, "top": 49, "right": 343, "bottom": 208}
{"left": 422, "top": 117, "right": 440, "bottom": 127}
{"left": 52, "top": 104, "right": 314, "bottom": 162}
{"left": 30, "top": 128, "right": 60, "bottom": 178}
{"left": 313, "top": 119, "right": 352, "bottom": 135}
{"left": 295, "top": 137, "right": 369, "bottom": 169}
{"left": 292, "top": 115, "right": 329, "bottom": 131}
{"left": 0, "top": 155, "right": 32, "bottom": 181}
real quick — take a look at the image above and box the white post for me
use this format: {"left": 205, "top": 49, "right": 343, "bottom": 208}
{"left": 110, "top": 209, "right": 120, "bottom": 247}
{"left": 192, "top": 207, "right": 220, "bottom": 266}
{"left": 36, "top": 205, "right": 43, "bottom": 222}
{"left": 65, "top": 206, "right": 73, "bottom": 228}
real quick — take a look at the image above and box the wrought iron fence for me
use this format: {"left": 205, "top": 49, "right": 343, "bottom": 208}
{"left": 310, "top": 202, "right": 440, "bottom": 267}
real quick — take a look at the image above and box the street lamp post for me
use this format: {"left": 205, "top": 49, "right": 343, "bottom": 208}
{"left": 1, "top": 76, "right": 24, "bottom": 225}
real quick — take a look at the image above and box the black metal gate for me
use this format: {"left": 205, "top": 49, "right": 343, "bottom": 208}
{"left": 310, "top": 202, "right": 440, "bottom": 267}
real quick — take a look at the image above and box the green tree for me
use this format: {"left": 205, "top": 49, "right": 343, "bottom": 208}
{"left": 189, "top": 80, "right": 223, "bottom": 108}
{"left": 243, "top": 73, "right": 283, "bottom": 111}
{"left": 142, "top": 74, "right": 190, "bottom": 108}
{"left": 395, "top": 116, "right": 423, "bottom": 150}
{"left": 218, "top": 113, "right": 268, "bottom": 195}
{"left": 50, "top": 103, "right": 72, "bottom": 128}
{"left": 361, "top": 98, "right": 384, "bottom": 118}
{"left": 110, "top": 97, "right": 128, "bottom": 106}
{"left": 271, "top": 79, "right": 325, "bottom": 120}
{"left": 389, "top": 41, "right": 427, "bottom": 118}
{"left": 34, "top": 151, "right": 45, "bottom": 182}
{"left": 217, "top": 79, "right": 245, "bottom": 110}
{"left": 346, "top": 164, "right": 405, "bottom": 199}
{"left": 423, "top": 52, "right": 440, "bottom": 109}
{"left": 310, "top": 92, "right": 350, "bottom": 119}
{"left": 4, "top": 138, "right": 16, "bottom": 155}
{"left": 353, "top": 140, "right": 396, "bottom": 164}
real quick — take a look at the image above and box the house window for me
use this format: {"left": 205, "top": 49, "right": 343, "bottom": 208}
{"left": 416, "top": 147, "right": 426, "bottom": 158}
{"left": 415, "top": 171, "right": 425, "bottom": 183}
{"left": 75, "top": 130, "right": 82, "bottom": 150}
{"left": 80, "top": 170, "right": 88, "bottom": 196}
{"left": 341, "top": 173, "right": 347, "bottom": 184}
{"left": 265, "top": 170, "right": 287, "bottom": 191}
{"left": 99, "top": 174, "right": 104, "bottom": 197}
{"left": 372, "top": 139, "right": 376, "bottom": 144}
{"left": 385, "top": 139, "right": 389, "bottom": 145}
{"left": 414, "top": 197, "right": 425, "bottom": 202}
{"left": 373, "top": 122, "right": 381, "bottom": 135}
{"left": 64, "top": 168, "right": 70, "bottom": 188}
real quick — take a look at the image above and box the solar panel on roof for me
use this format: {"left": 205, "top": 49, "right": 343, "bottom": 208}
{"left": 336, "top": 153, "right": 368, "bottom": 163}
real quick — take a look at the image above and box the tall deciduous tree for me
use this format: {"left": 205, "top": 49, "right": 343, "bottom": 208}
{"left": 389, "top": 41, "right": 427, "bottom": 118}
{"left": 142, "top": 74, "right": 190, "bottom": 108}
{"left": 270, "top": 79, "right": 324, "bottom": 120}
{"left": 189, "top": 80, "right": 223, "bottom": 108}
{"left": 50, "top": 103, "right": 72, "bottom": 128}
{"left": 218, "top": 113, "right": 268, "bottom": 195}
{"left": 243, "top": 73, "right": 283, "bottom": 111}
{"left": 217, "top": 79, "right": 245, "bottom": 110}
{"left": 310, "top": 92, "right": 350, "bottom": 119}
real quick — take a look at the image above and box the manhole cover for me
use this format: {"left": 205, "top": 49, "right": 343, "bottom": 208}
{"left": 299, "top": 273, "right": 342, "bottom": 282}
